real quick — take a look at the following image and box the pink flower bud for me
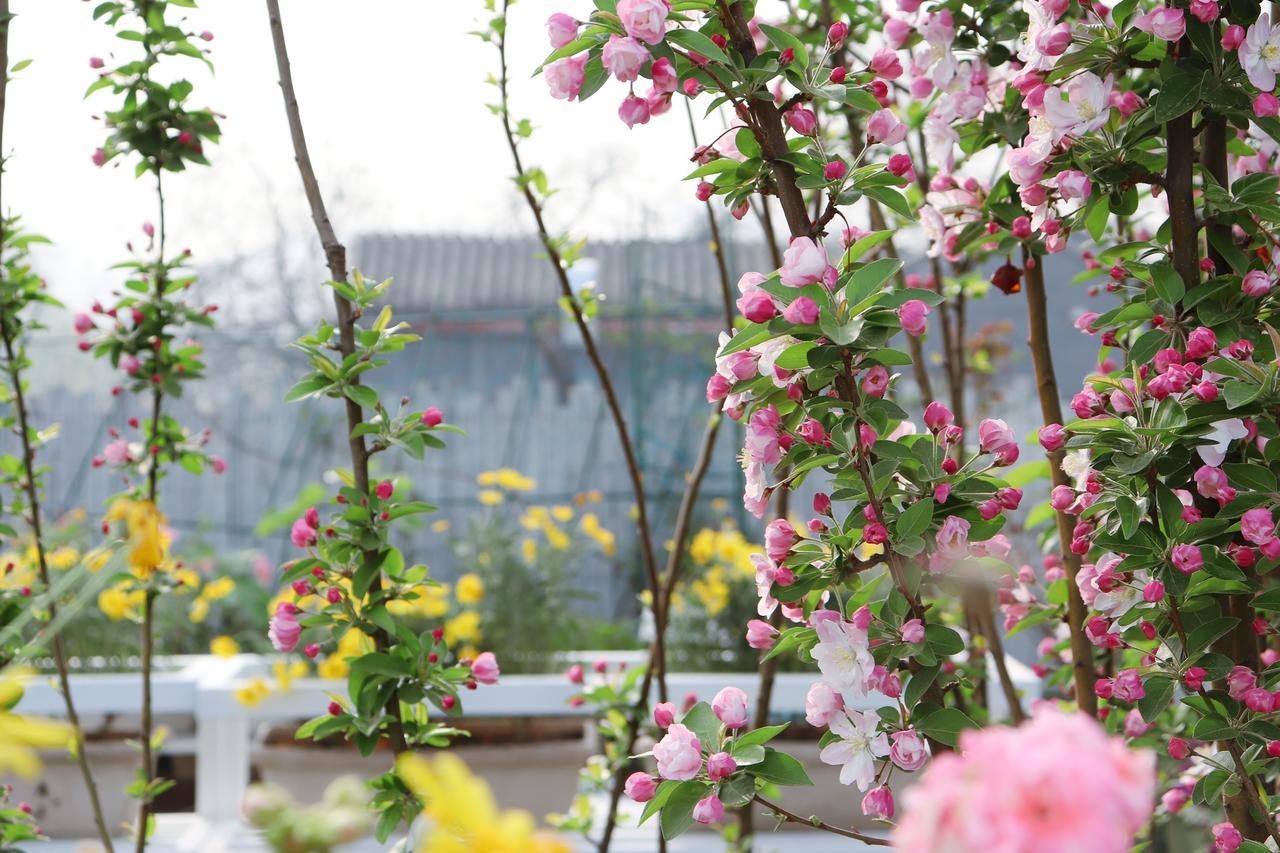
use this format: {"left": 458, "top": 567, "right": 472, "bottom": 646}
{"left": 624, "top": 771, "right": 657, "bottom": 802}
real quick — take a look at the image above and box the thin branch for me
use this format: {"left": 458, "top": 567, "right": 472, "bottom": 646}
{"left": 751, "top": 794, "right": 891, "bottom": 845}
{"left": 1020, "top": 247, "right": 1096, "bottom": 717}
{"left": 264, "top": 0, "right": 407, "bottom": 753}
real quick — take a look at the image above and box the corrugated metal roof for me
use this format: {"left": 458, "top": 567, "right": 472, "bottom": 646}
{"left": 352, "top": 233, "right": 777, "bottom": 314}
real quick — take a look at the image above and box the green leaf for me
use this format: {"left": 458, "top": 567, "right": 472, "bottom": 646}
{"left": 344, "top": 383, "right": 378, "bottom": 410}
{"left": 844, "top": 258, "right": 905, "bottom": 308}
{"left": 915, "top": 707, "right": 976, "bottom": 747}
{"left": 904, "top": 664, "right": 939, "bottom": 709}
{"left": 925, "top": 623, "right": 965, "bottom": 656}
{"left": 734, "top": 723, "right": 789, "bottom": 749}
{"left": 660, "top": 780, "right": 710, "bottom": 840}
{"left": 1138, "top": 675, "right": 1176, "bottom": 722}
{"left": 1151, "top": 71, "right": 1204, "bottom": 124}
{"left": 665, "top": 28, "right": 729, "bottom": 64}
{"left": 750, "top": 748, "right": 813, "bottom": 786}
{"left": 1149, "top": 262, "right": 1185, "bottom": 305}
{"left": 680, "top": 701, "right": 721, "bottom": 747}
{"left": 896, "top": 499, "right": 934, "bottom": 539}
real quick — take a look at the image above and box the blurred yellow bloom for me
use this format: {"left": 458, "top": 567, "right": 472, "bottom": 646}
{"left": 317, "top": 630, "right": 371, "bottom": 680}
{"left": 431, "top": 519, "right": 451, "bottom": 533}
{"left": 521, "top": 538, "right": 537, "bottom": 563}
{"left": 690, "top": 567, "right": 730, "bottom": 616}
{"left": 477, "top": 490, "right": 504, "bottom": 506}
{"left": 272, "top": 659, "right": 309, "bottom": 691}
{"left": 396, "top": 753, "right": 570, "bottom": 853}
{"left": 98, "top": 584, "right": 146, "bottom": 621}
{"left": 551, "top": 505, "right": 574, "bottom": 522}
{"left": 476, "top": 468, "right": 536, "bottom": 492}
{"left": 202, "top": 576, "right": 235, "bottom": 601}
{"left": 857, "top": 541, "right": 886, "bottom": 560}
{"left": 0, "top": 673, "right": 74, "bottom": 780}
{"left": 710, "top": 497, "right": 729, "bottom": 513}
{"left": 172, "top": 568, "right": 201, "bottom": 593}
{"left": 585, "top": 490, "right": 602, "bottom": 503}
{"left": 455, "top": 573, "right": 484, "bottom": 605}
{"left": 109, "top": 498, "right": 167, "bottom": 578}
{"left": 543, "top": 524, "right": 570, "bottom": 551}
{"left": 189, "top": 597, "right": 210, "bottom": 624}
{"left": 210, "top": 636, "right": 240, "bottom": 657}
{"left": 519, "top": 507, "right": 548, "bottom": 530}
{"left": 47, "top": 546, "right": 80, "bottom": 570}
{"left": 580, "top": 513, "right": 616, "bottom": 556}
{"left": 84, "top": 547, "right": 110, "bottom": 572}
{"left": 234, "top": 678, "right": 270, "bottom": 707}
{"left": 444, "top": 611, "right": 481, "bottom": 647}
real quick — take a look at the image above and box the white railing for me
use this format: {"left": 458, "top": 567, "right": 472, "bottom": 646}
{"left": 16, "top": 652, "right": 1039, "bottom": 829}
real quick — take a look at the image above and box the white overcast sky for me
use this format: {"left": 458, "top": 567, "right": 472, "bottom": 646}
{"left": 7, "top": 0, "right": 750, "bottom": 308}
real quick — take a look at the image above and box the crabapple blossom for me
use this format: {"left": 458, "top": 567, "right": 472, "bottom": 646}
{"left": 653, "top": 723, "right": 702, "bottom": 780}
{"left": 820, "top": 709, "right": 890, "bottom": 790}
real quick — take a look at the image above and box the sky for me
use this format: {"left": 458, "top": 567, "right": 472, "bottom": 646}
{"left": 7, "top": 0, "right": 742, "bottom": 308}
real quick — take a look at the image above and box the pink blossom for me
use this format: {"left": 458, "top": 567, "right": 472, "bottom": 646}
{"left": 1242, "top": 507, "right": 1276, "bottom": 545}
{"left": 866, "top": 108, "right": 907, "bottom": 145}
{"left": 1133, "top": 7, "right": 1186, "bottom": 41}
{"left": 1189, "top": 0, "right": 1218, "bottom": 22}
{"left": 602, "top": 35, "right": 650, "bottom": 82}
{"left": 706, "top": 751, "right": 736, "bottom": 781}
{"left": 746, "top": 619, "right": 778, "bottom": 650}
{"left": 624, "top": 771, "right": 657, "bottom": 802}
{"left": 653, "top": 701, "right": 677, "bottom": 728}
{"left": 1194, "top": 465, "right": 1236, "bottom": 506}
{"left": 901, "top": 619, "right": 925, "bottom": 644}
{"left": 737, "top": 288, "right": 776, "bottom": 323}
{"left": 1142, "top": 580, "right": 1165, "bottom": 602}
{"left": 785, "top": 106, "right": 817, "bottom": 136}
{"left": 421, "top": 406, "right": 444, "bottom": 426}
{"left": 1039, "top": 424, "right": 1066, "bottom": 451}
{"left": 935, "top": 515, "right": 970, "bottom": 561}
{"left": 1227, "top": 665, "right": 1257, "bottom": 699}
{"left": 546, "top": 13, "right": 578, "bottom": 49}
{"left": 268, "top": 602, "right": 301, "bottom": 653}
{"left": 1055, "top": 170, "right": 1092, "bottom": 200}
{"left": 1223, "top": 23, "right": 1246, "bottom": 50}
{"left": 779, "top": 237, "right": 827, "bottom": 286}
{"left": 692, "top": 794, "right": 724, "bottom": 824}
{"left": 650, "top": 57, "right": 678, "bottom": 94}
{"left": 870, "top": 48, "right": 903, "bottom": 79}
{"left": 653, "top": 723, "right": 702, "bottom": 780}
{"left": 862, "top": 365, "right": 890, "bottom": 397}
{"left": 978, "top": 418, "right": 1019, "bottom": 465}
{"left": 617, "top": 0, "right": 669, "bottom": 44}
{"left": 782, "top": 296, "right": 819, "bottom": 325}
{"left": 618, "top": 94, "right": 651, "bottom": 127}
{"left": 923, "top": 401, "right": 954, "bottom": 431}
{"left": 74, "top": 312, "right": 95, "bottom": 334}
{"left": 804, "top": 681, "right": 844, "bottom": 726}
{"left": 1111, "top": 668, "right": 1145, "bottom": 703}
{"left": 894, "top": 709, "right": 1154, "bottom": 851}
{"left": 764, "top": 519, "right": 798, "bottom": 561}
{"left": 1255, "top": 92, "right": 1280, "bottom": 117}
{"left": 1213, "top": 822, "right": 1243, "bottom": 853}
{"left": 890, "top": 728, "right": 929, "bottom": 770}
{"left": 898, "top": 299, "right": 929, "bottom": 336}
{"left": 1243, "top": 269, "right": 1273, "bottom": 296}
{"left": 1171, "top": 544, "right": 1203, "bottom": 574}
{"left": 712, "top": 686, "right": 749, "bottom": 728}
{"left": 471, "top": 651, "right": 500, "bottom": 685}
{"left": 863, "top": 785, "right": 895, "bottom": 820}
{"left": 545, "top": 54, "right": 588, "bottom": 100}
{"left": 885, "top": 17, "right": 913, "bottom": 48}
{"left": 290, "top": 517, "right": 317, "bottom": 549}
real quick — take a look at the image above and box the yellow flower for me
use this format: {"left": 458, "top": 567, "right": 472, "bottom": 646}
{"left": 189, "top": 597, "right": 209, "bottom": 624}
{"left": 396, "top": 753, "right": 570, "bottom": 853}
{"left": 202, "top": 576, "right": 235, "bottom": 601}
{"left": 550, "top": 505, "right": 574, "bottom": 522}
{"left": 543, "top": 523, "right": 570, "bottom": 551}
{"left": 0, "top": 672, "right": 74, "bottom": 780}
{"left": 98, "top": 584, "right": 146, "bottom": 621}
{"left": 521, "top": 538, "right": 537, "bottom": 563}
{"left": 84, "top": 547, "right": 110, "bottom": 572}
{"left": 710, "top": 497, "right": 729, "bottom": 513}
{"left": 431, "top": 519, "right": 451, "bottom": 533}
{"left": 444, "top": 611, "right": 481, "bottom": 647}
{"left": 172, "top": 568, "right": 201, "bottom": 593}
{"left": 272, "top": 659, "right": 309, "bottom": 691}
{"left": 318, "top": 630, "right": 370, "bottom": 680}
{"left": 477, "top": 489, "right": 504, "bottom": 506}
{"left": 690, "top": 567, "right": 730, "bottom": 616}
{"left": 493, "top": 468, "right": 535, "bottom": 492}
{"left": 689, "top": 529, "right": 717, "bottom": 565}
{"left": 210, "top": 636, "right": 240, "bottom": 658}
{"left": 109, "top": 497, "right": 168, "bottom": 578}
{"left": 47, "top": 546, "right": 80, "bottom": 570}
{"left": 580, "top": 513, "right": 616, "bottom": 555}
{"left": 455, "top": 573, "right": 484, "bottom": 605}
{"left": 585, "top": 490, "right": 602, "bottom": 503}
{"left": 234, "top": 678, "right": 270, "bottom": 707}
